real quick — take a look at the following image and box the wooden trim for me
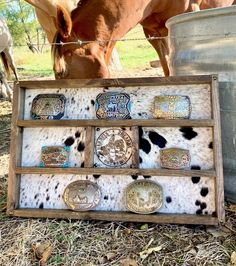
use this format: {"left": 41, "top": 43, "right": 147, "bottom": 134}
{"left": 211, "top": 75, "right": 225, "bottom": 222}
{"left": 15, "top": 167, "right": 216, "bottom": 177}
{"left": 18, "top": 75, "right": 213, "bottom": 89}
{"left": 8, "top": 75, "right": 224, "bottom": 224}
{"left": 7, "top": 82, "right": 24, "bottom": 214}
{"left": 131, "top": 126, "right": 139, "bottom": 168}
{"left": 17, "top": 119, "right": 214, "bottom": 128}
{"left": 11, "top": 208, "right": 219, "bottom": 225}
{"left": 84, "top": 127, "right": 95, "bottom": 168}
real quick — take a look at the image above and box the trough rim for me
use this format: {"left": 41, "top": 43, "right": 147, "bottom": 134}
{"left": 166, "top": 5, "right": 236, "bottom": 28}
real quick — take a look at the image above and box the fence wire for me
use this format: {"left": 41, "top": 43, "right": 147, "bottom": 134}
{"left": 0, "top": 31, "right": 234, "bottom": 50}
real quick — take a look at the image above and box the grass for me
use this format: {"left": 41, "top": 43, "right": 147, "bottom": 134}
{"left": 13, "top": 25, "right": 157, "bottom": 79}
{"left": 0, "top": 213, "right": 235, "bottom": 265}
{"left": 14, "top": 46, "right": 53, "bottom": 79}
{"left": 116, "top": 26, "right": 157, "bottom": 69}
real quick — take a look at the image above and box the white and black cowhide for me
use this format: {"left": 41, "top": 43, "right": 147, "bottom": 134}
{"left": 20, "top": 84, "right": 215, "bottom": 216}
{"left": 20, "top": 174, "right": 215, "bottom": 215}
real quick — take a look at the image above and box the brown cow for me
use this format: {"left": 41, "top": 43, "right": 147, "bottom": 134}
{"left": 52, "top": 0, "right": 234, "bottom": 79}
{"left": 24, "top": 0, "right": 123, "bottom": 70}
{"left": 25, "top": 0, "right": 236, "bottom": 78}
{"left": 24, "top": 0, "right": 78, "bottom": 43}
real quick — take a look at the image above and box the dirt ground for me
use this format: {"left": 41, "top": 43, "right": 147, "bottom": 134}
{"left": 0, "top": 67, "right": 236, "bottom": 266}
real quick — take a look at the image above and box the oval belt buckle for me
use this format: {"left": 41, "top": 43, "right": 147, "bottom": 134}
{"left": 125, "top": 180, "right": 163, "bottom": 214}
{"left": 63, "top": 180, "right": 101, "bottom": 211}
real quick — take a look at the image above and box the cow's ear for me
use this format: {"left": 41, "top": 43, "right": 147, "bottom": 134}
{"left": 56, "top": 4, "right": 72, "bottom": 38}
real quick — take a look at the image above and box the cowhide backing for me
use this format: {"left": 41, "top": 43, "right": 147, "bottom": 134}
{"left": 22, "top": 127, "right": 86, "bottom": 167}
{"left": 139, "top": 127, "right": 213, "bottom": 170}
{"left": 19, "top": 174, "right": 215, "bottom": 215}
{"left": 23, "top": 84, "right": 211, "bottom": 120}
{"left": 19, "top": 84, "right": 215, "bottom": 215}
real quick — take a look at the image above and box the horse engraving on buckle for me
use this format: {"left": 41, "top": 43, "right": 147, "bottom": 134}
{"left": 63, "top": 180, "right": 101, "bottom": 211}
{"left": 95, "top": 92, "right": 131, "bottom": 119}
{"left": 125, "top": 180, "right": 163, "bottom": 214}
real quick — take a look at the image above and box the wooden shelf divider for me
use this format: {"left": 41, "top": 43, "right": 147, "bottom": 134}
{"left": 18, "top": 75, "right": 214, "bottom": 89}
{"left": 15, "top": 167, "right": 216, "bottom": 177}
{"left": 11, "top": 208, "right": 219, "bottom": 225}
{"left": 131, "top": 126, "right": 140, "bottom": 168}
{"left": 84, "top": 127, "right": 95, "bottom": 168}
{"left": 17, "top": 119, "right": 215, "bottom": 128}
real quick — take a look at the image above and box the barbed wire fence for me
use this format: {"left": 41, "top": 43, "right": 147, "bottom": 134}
{"left": 0, "top": 31, "right": 235, "bottom": 49}
{"left": 0, "top": 0, "right": 236, "bottom": 49}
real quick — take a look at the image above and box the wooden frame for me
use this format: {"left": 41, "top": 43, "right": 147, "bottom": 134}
{"left": 7, "top": 75, "right": 224, "bottom": 225}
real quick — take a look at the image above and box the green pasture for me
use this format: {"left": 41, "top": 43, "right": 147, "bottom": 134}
{"left": 13, "top": 26, "right": 157, "bottom": 79}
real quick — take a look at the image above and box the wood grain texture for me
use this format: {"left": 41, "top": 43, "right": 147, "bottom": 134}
{"left": 84, "top": 127, "right": 95, "bottom": 167}
{"left": 7, "top": 82, "right": 24, "bottom": 213}
{"left": 131, "top": 126, "right": 139, "bottom": 168}
{"left": 17, "top": 119, "right": 215, "bottom": 128}
{"left": 15, "top": 167, "right": 216, "bottom": 177}
{"left": 211, "top": 75, "right": 225, "bottom": 222}
{"left": 12, "top": 208, "right": 219, "bottom": 225}
{"left": 18, "top": 76, "right": 213, "bottom": 89}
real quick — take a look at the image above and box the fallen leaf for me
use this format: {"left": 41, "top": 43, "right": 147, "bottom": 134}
{"left": 32, "top": 241, "right": 53, "bottom": 266}
{"left": 97, "top": 257, "right": 106, "bottom": 264}
{"left": 139, "top": 245, "right": 162, "bottom": 260}
{"left": 140, "top": 224, "right": 148, "bottom": 231}
{"left": 229, "top": 205, "right": 236, "bottom": 212}
{"left": 231, "top": 251, "right": 236, "bottom": 266}
{"left": 114, "top": 226, "right": 120, "bottom": 238}
{"left": 120, "top": 258, "right": 138, "bottom": 266}
{"left": 188, "top": 248, "right": 197, "bottom": 255}
{"left": 123, "top": 228, "right": 132, "bottom": 235}
{"left": 106, "top": 252, "right": 116, "bottom": 261}
{"left": 183, "top": 244, "right": 193, "bottom": 252}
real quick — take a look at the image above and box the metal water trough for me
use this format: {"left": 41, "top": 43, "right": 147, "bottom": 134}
{"left": 166, "top": 5, "right": 236, "bottom": 202}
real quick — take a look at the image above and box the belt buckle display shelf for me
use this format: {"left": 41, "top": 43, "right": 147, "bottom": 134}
{"left": 7, "top": 75, "right": 224, "bottom": 225}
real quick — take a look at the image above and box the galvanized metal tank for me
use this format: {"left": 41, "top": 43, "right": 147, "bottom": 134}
{"left": 166, "top": 6, "right": 236, "bottom": 202}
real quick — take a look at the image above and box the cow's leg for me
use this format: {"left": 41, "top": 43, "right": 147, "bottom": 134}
{"left": 142, "top": 27, "right": 169, "bottom": 77}
{"left": 3, "top": 47, "right": 18, "bottom": 80}
{"left": 0, "top": 71, "right": 13, "bottom": 101}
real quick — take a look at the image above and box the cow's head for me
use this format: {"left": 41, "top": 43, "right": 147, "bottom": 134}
{"left": 52, "top": 5, "right": 110, "bottom": 79}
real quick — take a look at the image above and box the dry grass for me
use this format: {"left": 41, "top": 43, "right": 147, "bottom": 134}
{"left": 0, "top": 68, "right": 236, "bottom": 266}
{"left": 0, "top": 209, "right": 235, "bottom": 265}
